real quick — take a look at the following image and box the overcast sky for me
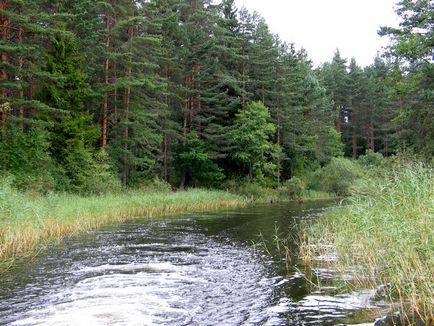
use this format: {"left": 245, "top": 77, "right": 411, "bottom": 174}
{"left": 233, "top": 0, "right": 400, "bottom": 67}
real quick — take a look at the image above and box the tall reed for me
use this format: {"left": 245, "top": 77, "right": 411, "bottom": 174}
{"left": 300, "top": 162, "right": 433, "bottom": 323}
{"left": 0, "top": 181, "right": 246, "bottom": 270}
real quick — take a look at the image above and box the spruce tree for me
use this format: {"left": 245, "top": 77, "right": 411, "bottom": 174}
{"left": 36, "top": 31, "right": 100, "bottom": 191}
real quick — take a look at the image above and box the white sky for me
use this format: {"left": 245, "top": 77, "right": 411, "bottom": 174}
{"left": 234, "top": 0, "right": 400, "bottom": 67}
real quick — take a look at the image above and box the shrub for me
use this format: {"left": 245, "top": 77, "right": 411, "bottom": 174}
{"left": 236, "top": 182, "right": 278, "bottom": 201}
{"left": 0, "top": 126, "right": 58, "bottom": 194}
{"left": 280, "top": 177, "right": 305, "bottom": 200}
{"left": 317, "top": 157, "right": 363, "bottom": 196}
{"left": 65, "top": 147, "right": 122, "bottom": 195}
{"left": 357, "top": 149, "right": 385, "bottom": 167}
{"left": 136, "top": 177, "right": 172, "bottom": 193}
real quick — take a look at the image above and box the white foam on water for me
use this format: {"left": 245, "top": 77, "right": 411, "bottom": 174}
{"left": 9, "top": 243, "right": 274, "bottom": 326}
{"left": 295, "top": 289, "right": 377, "bottom": 313}
{"left": 11, "top": 264, "right": 191, "bottom": 326}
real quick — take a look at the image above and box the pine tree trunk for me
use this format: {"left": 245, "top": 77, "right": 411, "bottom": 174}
{"left": 1, "top": 1, "right": 9, "bottom": 136}
{"left": 113, "top": 62, "right": 118, "bottom": 129}
{"left": 183, "top": 75, "right": 189, "bottom": 137}
{"left": 29, "top": 77, "right": 34, "bottom": 100}
{"left": 368, "top": 120, "right": 375, "bottom": 151}
{"left": 242, "top": 58, "right": 247, "bottom": 111}
{"left": 18, "top": 26, "right": 24, "bottom": 130}
{"left": 122, "top": 24, "right": 133, "bottom": 186}
{"left": 276, "top": 96, "right": 281, "bottom": 185}
{"left": 196, "top": 64, "right": 201, "bottom": 129}
{"left": 163, "top": 129, "right": 168, "bottom": 181}
{"left": 163, "top": 65, "right": 170, "bottom": 181}
{"left": 101, "top": 9, "right": 110, "bottom": 147}
{"left": 352, "top": 98, "right": 357, "bottom": 158}
{"left": 335, "top": 107, "right": 342, "bottom": 135}
{"left": 368, "top": 107, "right": 375, "bottom": 151}
{"left": 190, "top": 66, "right": 194, "bottom": 129}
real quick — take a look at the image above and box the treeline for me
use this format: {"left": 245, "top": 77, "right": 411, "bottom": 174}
{"left": 0, "top": 0, "right": 432, "bottom": 193}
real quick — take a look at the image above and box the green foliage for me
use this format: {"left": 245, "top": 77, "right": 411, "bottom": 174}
{"left": 233, "top": 181, "right": 279, "bottom": 201}
{"left": 63, "top": 145, "right": 121, "bottom": 195}
{"left": 318, "top": 127, "right": 344, "bottom": 163}
{"left": 379, "top": 1, "right": 434, "bottom": 159}
{"left": 134, "top": 177, "right": 172, "bottom": 194}
{"left": 0, "top": 0, "right": 430, "bottom": 195}
{"left": 0, "top": 126, "right": 57, "bottom": 193}
{"left": 32, "top": 30, "right": 117, "bottom": 194}
{"left": 357, "top": 149, "right": 385, "bottom": 167}
{"left": 229, "top": 102, "right": 280, "bottom": 183}
{"left": 315, "top": 157, "right": 363, "bottom": 196}
{"left": 302, "top": 162, "right": 433, "bottom": 322}
{"left": 175, "top": 132, "right": 224, "bottom": 188}
{"left": 280, "top": 177, "right": 305, "bottom": 200}
{"left": 37, "top": 30, "right": 98, "bottom": 152}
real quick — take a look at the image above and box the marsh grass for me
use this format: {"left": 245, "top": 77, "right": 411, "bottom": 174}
{"left": 232, "top": 181, "right": 336, "bottom": 203}
{"left": 299, "top": 162, "right": 433, "bottom": 323}
{"left": 0, "top": 182, "right": 246, "bottom": 271}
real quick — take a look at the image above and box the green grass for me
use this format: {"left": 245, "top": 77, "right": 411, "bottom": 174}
{"left": 301, "top": 189, "right": 337, "bottom": 200}
{"left": 230, "top": 181, "right": 337, "bottom": 203}
{"left": 0, "top": 182, "right": 246, "bottom": 271}
{"left": 300, "top": 162, "right": 433, "bottom": 323}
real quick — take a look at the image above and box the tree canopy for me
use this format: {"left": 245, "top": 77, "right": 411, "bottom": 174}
{"left": 0, "top": 0, "right": 431, "bottom": 192}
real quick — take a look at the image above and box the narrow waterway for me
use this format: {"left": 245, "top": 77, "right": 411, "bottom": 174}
{"left": 0, "top": 201, "right": 378, "bottom": 325}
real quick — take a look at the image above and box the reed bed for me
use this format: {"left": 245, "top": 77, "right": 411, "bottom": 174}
{"left": 0, "top": 184, "right": 246, "bottom": 270}
{"left": 300, "top": 162, "right": 433, "bottom": 323}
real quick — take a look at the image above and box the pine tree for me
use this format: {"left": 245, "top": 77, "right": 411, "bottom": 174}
{"left": 0, "top": 0, "right": 63, "bottom": 135}
{"left": 379, "top": 0, "right": 434, "bottom": 157}
{"left": 348, "top": 58, "right": 365, "bottom": 158}
{"left": 320, "top": 50, "right": 350, "bottom": 137}
{"left": 363, "top": 56, "right": 397, "bottom": 155}
{"left": 108, "top": 0, "right": 165, "bottom": 186}
{"left": 197, "top": 0, "right": 244, "bottom": 161}
{"left": 153, "top": 0, "right": 186, "bottom": 182}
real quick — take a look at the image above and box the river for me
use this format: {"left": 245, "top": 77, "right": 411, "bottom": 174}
{"left": 0, "top": 201, "right": 378, "bottom": 325}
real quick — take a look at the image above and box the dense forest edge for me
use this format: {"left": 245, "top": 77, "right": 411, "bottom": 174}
{"left": 0, "top": 0, "right": 433, "bottom": 322}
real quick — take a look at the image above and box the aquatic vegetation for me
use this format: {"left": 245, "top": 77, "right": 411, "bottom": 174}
{"left": 0, "top": 182, "right": 246, "bottom": 270}
{"left": 300, "top": 162, "right": 434, "bottom": 323}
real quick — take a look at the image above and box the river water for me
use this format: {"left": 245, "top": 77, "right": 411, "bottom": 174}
{"left": 0, "top": 201, "right": 379, "bottom": 325}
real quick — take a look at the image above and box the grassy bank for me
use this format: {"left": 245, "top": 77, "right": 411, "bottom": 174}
{"left": 230, "top": 181, "right": 336, "bottom": 203}
{"left": 0, "top": 182, "right": 246, "bottom": 271}
{"left": 300, "top": 162, "right": 433, "bottom": 323}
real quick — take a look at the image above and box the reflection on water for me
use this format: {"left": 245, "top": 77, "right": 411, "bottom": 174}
{"left": 0, "top": 201, "right": 378, "bottom": 325}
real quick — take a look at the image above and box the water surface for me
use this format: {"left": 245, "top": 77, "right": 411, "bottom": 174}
{"left": 0, "top": 201, "right": 377, "bottom": 325}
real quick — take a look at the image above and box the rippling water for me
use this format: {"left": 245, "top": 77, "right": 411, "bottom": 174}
{"left": 0, "top": 201, "right": 378, "bottom": 325}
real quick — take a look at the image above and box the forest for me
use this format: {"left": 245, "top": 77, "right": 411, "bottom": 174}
{"left": 0, "top": 0, "right": 431, "bottom": 194}
{"left": 0, "top": 1, "right": 433, "bottom": 323}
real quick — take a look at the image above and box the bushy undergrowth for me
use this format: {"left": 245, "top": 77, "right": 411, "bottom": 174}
{"left": 313, "top": 157, "right": 364, "bottom": 196}
{"left": 300, "top": 161, "right": 433, "bottom": 323}
{"left": 0, "top": 181, "right": 245, "bottom": 270}
{"left": 281, "top": 177, "right": 305, "bottom": 200}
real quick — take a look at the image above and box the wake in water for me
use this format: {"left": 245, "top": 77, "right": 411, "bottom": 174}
{"left": 0, "top": 204, "right": 379, "bottom": 325}
{"left": 2, "top": 220, "right": 279, "bottom": 325}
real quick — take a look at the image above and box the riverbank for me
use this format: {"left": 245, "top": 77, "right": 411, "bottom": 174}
{"left": 0, "top": 184, "right": 246, "bottom": 271}
{"left": 300, "top": 162, "right": 433, "bottom": 324}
